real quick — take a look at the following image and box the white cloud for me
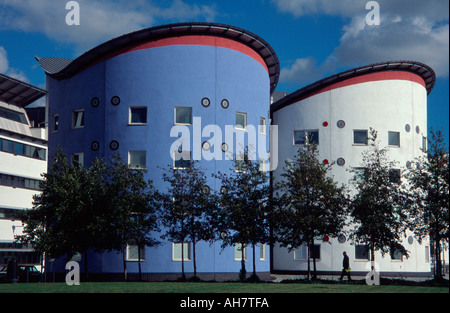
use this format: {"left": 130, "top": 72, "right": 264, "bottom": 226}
{"left": 0, "top": 0, "right": 217, "bottom": 52}
{"left": 273, "top": 0, "right": 449, "bottom": 83}
{"left": 0, "top": 46, "right": 29, "bottom": 82}
{"left": 280, "top": 57, "right": 324, "bottom": 85}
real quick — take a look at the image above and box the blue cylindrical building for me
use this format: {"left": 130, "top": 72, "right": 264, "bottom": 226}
{"left": 38, "top": 23, "right": 279, "bottom": 280}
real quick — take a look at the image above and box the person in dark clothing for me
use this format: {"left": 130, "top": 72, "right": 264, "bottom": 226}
{"left": 339, "top": 251, "right": 351, "bottom": 281}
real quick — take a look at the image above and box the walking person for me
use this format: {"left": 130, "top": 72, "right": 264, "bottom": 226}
{"left": 339, "top": 251, "right": 351, "bottom": 281}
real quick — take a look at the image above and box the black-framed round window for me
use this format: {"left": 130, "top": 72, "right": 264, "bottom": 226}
{"left": 221, "top": 142, "right": 228, "bottom": 152}
{"left": 415, "top": 125, "right": 420, "bottom": 134}
{"left": 91, "top": 97, "right": 100, "bottom": 108}
{"left": 91, "top": 141, "right": 100, "bottom": 151}
{"left": 338, "top": 234, "right": 346, "bottom": 244}
{"left": 405, "top": 124, "right": 411, "bottom": 132}
{"left": 202, "top": 141, "right": 211, "bottom": 151}
{"left": 337, "top": 120, "right": 345, "bottom": 128}
{"left": 201, "top": 97, "right": 210, "bottom": 108}
{"left": 337, "top": 158, "right": 345, "bottom": 166}
{"left": 109, "top": 140, "right": 119, "bottom": 150}
{"left": 202, "top": 185, "right": 210, "bottom": 194}
{"left": 111, "top": 96, "right": 120, "bottom": 106}
{"left": 221, "top": 99, "right": 229, "bottom": 109}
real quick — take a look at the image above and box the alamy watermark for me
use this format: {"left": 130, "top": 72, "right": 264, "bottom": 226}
{"left": 366, "top": 1, "right": 380, "bottom": 26}
{"left": 169, "top": 117, "right": 279, "bottom": 172}
{"left": 65, "top": 261, "right": 80, "bottom": 285}
{"left": 66, "top": 1, "right": 80, "bottom": 26}
{"left": 365, "top": 261, "right": 381, "bottom": 285}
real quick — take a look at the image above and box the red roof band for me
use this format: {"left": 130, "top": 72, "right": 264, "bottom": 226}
{"left": 271, "top": 61, "right": 436, "bottom": 113}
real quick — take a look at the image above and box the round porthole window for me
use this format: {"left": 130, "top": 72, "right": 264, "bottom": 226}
{"left": 109, "top": 140, "right": 119, "bottom": 150}
{"left": 337, "top": 158, "right": 345, "bottom": 166}
{"left": 91, "top": 97, "right": 100, "bottom": 108}
{"left": 408, "top": 236, "right": 414, "bottom": 245}
{"left": 416, "top": 125, "right": 420, "bottom": 134}
{"left": 221, "top": 142, "right": 228, "bottom": 152}
{"left": 337, "top": 120, "right": 346, "bottom": 128}
{"left": 91, "top": 141, "right": 100, "bottom": 151}
{"left": 221, "top": 99, "right": 229, "bottom": 109}
{"left": 338, "top": 234, "right": 346, "bottom": 244}
{"left": 406, "top": 161, "right": 412, "bottom": 169}
{"left": 201, "top": 97, "right": 210, "bottom": 107}
{"left": 111, "top": 96, "right": 120, "bottom": 106}
{"left": 202, "top": 185, "right": 210, "bottom": 194}
{"left": 202, "top": 141, "right": 211, "bottom": 151}
{"left": 405, "top": 124, "right": 411, "bottom": 132}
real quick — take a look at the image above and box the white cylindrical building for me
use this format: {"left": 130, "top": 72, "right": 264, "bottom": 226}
{"left": 271, "top": 61, "right": 435, "bottom": 278}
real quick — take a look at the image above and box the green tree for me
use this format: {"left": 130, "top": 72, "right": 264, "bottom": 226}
{"left": 274, "top": 142, "right": 347, "bottom": 280}
{"left": 348, "top": 128, "right": 409, "bottom": 266}
{"left": 405, "top": 129, "right": 449, "bottom": 280}
{"left": 160, "top": 161, "right": 215, "bottom": 280}
{"left": 214, "top": 151, "right": 270, "bottom": 282}
{"left": 18, "top": 148, "right": 98, "bottom": 279}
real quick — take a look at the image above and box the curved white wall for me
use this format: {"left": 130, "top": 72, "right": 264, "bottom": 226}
{"left": 272, "top": 76, "right": 431, "bottom": 276}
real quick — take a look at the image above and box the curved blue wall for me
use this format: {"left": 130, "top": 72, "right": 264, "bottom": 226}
{"left": 48, "top": 40, "right": 271, "bottom": 277}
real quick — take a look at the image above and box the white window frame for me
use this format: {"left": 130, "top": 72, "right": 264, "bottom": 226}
{"left": 388, "top": 131, "right": 400, "bottom": 147}
{"left": 260, "top": 244, "right": 267, "bottom": 261}
{"left": 259, "top": 117, "right": 266, "bottom": 135}
{"left": 174, "top": 107, "right": 192, "bottom": 125}
{"left": 235, "top": 112, "right": 247, "bottom": 130}
{"left": 234, "top": 243, "right": 247, "bottom": 261}
{"left": 172, "top": 242, "right": 191, "bottom": 261}
{"left": 293, "top": 129, "right": 319, "bottom": 145}
{"left": 71, "top": 152, "right": 84, "bottom": 167}
{"left": 129, "top": 106, "right": 148, "bottom": 125}
{"left": 173, "top": 150, "right": 191, "bottom": 170}
{"left": 353, "top": 129, "right": 368, "bottom": 146}
{"left": 126, "top": 244, "right": 146, "bottom": 262}
{"left": 128, "top": 150, "right": 147, "bottom": 169}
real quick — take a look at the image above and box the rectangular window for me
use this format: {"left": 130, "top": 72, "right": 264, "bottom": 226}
{"left": 0, "top": 107, "right": 28, "bottom": 124}
{"left": 234, "top": 243, "right": 247, "bottom": 261}
{"left": 355, "top": 245, "right": 369, "bottom": 260}
{"left": 129, "top": 107, "right": 147, "bottom": 124}
{"left": 390, "top": 248, "right": 403, "bottom": 261}
{"left": 173, "top": 242, "right": 191, "bottom": 261}
{"left": 72, "top": 110, "right": 84, "bottom": 128}
{"left": 129, "top": 151, "right": 146, "bottom": 169}
{"left": 294, "top": 244, "right": 320, "bottom": 259}
{"left": 294, "top": 245, "right": 307, "bottom": 260}
{"left": 174, "top": 150, "right": 191, "bottom": 169}
{"left": 353, "top": 130, "right": 368, "bottom": 145}
{"left": 422, "top": 136, "right": 427, "bottom": 152}
{"left": 235, "top": 112, "right": 247, "bottom": 130}
{"left": 388, "top": 131, "right": 400, "bottom": 147}
{"left": 425, "top": 246, "right": 430, "bottom": 263}
{"left": 234, "top": 153, "right": 247, "bottom": 173}
{"left": 259, "top": 117, "right": 266, "bottom": 135}
{"left": 126, "top": 244, "right": 145, "bottom": 261}
{"left": 53, "top": 114, "right": 59, "bottom": 132}
{"left": 294, "top": 130, "right": 319, "bottom": 145}
{"left": 175, "top": 107, "right": 192, "bottom": 125}
{"left": 260, "top": 244, "right": 266, "bottom": 261}
{"left": 71, "top": 153, "right": 84, "bottom": 167}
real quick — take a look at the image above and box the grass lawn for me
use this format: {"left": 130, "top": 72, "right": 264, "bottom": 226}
{"left": 0, "top": 281, "right": 448, "bottom": 293}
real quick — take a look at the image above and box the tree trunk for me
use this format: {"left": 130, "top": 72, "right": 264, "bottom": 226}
{"left": 435, "top": 239, "right": 443, "bottom": 281}
{"left": 123, "top": 244, "right": 128, "bottom": 281}
{"left": 193, "top": 240, "right": 197, "bottom": 279}
{"left": 138, "top": 245, "right": 142, "bottom": 281}
{"left": 181, "top": 242, "right": 186, "bottom": 281}
{"left": 84, "top": 251, "right": 89, "bottom": 282}
{"left": 252, "top": 244, "right": 256, "bottom": 276}
{"left": 307, "top": 243, "right": 311, "bottom": 281}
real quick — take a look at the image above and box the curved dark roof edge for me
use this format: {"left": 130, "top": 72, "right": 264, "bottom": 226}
{"left": 271, "top": 60, "right": 436, "bottom": 113}
{"left": 38, "top": 22, "right": 280, "bottom": 94}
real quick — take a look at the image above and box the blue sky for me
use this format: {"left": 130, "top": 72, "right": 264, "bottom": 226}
{"left": 1, "top": 0, "right": 448, "bottom": 145}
